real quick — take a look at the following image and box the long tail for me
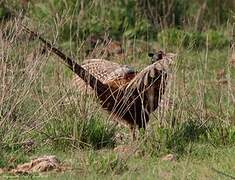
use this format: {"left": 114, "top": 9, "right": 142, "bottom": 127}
{"left": 21, "top": 25, "right": 108, "bottom": 95}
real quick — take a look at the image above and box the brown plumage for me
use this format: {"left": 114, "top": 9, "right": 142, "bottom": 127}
{"left": 73, "top": 59, "right": 136, "bottom": 94}
{"left": 22, "top": 26, "right": 176, "bottom": 140}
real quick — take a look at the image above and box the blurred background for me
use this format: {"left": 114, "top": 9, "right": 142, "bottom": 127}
{"left": 1, "top": 0, "right": 234, "bottom": 48}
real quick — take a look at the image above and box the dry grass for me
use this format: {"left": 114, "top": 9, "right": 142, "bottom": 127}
{"left": 0, "top": 13, "right": 234, "bottom": 178}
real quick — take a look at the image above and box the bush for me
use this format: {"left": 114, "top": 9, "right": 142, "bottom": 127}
{"left": 27, "top": 0, "right": 155, "bottom": 43}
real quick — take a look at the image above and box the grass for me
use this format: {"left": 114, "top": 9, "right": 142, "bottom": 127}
{"left": 2, "top": 144, "right": 234, "bottom": 179}
{"left": 0, "top": 2, "right": 235, "bottom": 178}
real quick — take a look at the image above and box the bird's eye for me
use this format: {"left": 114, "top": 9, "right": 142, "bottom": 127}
{"left": 148, "top": 53, "right": 154, "bottom": 57}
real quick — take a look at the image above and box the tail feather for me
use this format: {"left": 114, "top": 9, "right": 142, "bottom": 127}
{"left": 21, "top": 25, "right": 108, "bottom": 94}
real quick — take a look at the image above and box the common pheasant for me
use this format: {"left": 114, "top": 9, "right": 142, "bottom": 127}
{"left": 22, "top": 26, "right": 177, "bottom": 140}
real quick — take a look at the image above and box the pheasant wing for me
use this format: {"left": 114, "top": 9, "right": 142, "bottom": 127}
{"left": 73, "top": 59, "right": 136, "bottom": 94}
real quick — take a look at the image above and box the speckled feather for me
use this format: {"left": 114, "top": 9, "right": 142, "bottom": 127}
{"left": 73, "top": 59, "right": 136, "bottom": 93}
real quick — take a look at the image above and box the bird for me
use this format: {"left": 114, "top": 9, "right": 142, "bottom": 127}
{"left": 22, "top": 26, "right": 177, "bottom": 140}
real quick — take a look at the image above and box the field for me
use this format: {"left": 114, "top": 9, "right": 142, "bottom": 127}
{"left": 0, "top": 0, "right": 235, "bottom": 179}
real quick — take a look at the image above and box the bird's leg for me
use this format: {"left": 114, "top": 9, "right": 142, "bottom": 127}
{"left": 130, "top": 125, "right": 136, "bottom": 141}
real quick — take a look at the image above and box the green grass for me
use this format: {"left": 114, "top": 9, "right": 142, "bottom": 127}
{"left": 0, "top": 1, "right": 235, "bottom": 178}
{"left": 3, "top": 144, "right": 234, "bottom": 179}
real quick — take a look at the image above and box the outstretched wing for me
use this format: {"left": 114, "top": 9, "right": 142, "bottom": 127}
{"left": 73, "top": 59, "right": 137, "bottom": 94}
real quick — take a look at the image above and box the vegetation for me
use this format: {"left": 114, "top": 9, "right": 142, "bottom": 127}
{"left": 0, "top": 0, "right": 235, "bottom": 178}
